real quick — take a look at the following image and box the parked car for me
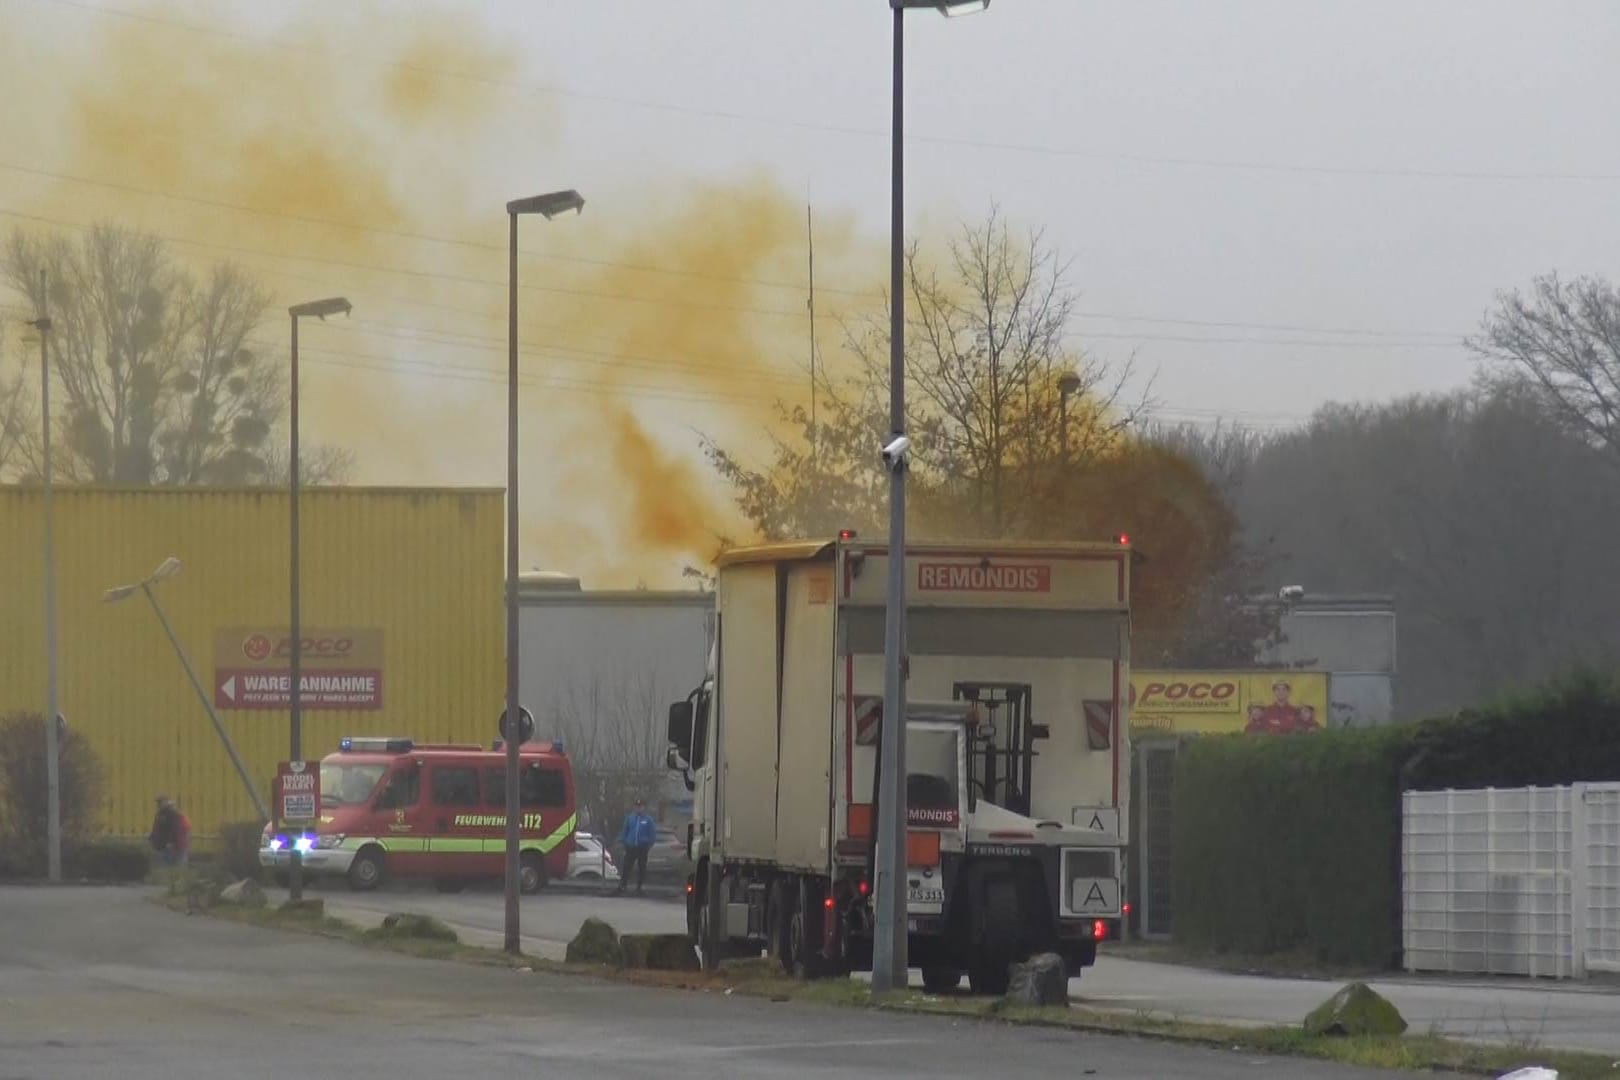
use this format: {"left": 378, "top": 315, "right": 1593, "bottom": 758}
{"left": 568, "top": 832, "right": 619, "bottom": 882}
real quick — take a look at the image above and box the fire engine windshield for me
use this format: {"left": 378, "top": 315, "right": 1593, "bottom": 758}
{"left": 320, "top": 763, "right": 388, "bottom": 807}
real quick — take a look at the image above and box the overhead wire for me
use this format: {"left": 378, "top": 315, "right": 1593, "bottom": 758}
{"left": 0, "top": 166, "right": 1476, "bottom": 343}
{"left": 0, "top": 201, "right": 1468, "bottom": 353}
{"left": 22, "top": 0, "right": 1620, "bottom": 185}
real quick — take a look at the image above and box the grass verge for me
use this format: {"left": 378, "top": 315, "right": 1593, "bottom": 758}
{"left": 158, "top": 890, "right": 1615, "bottom": 1078}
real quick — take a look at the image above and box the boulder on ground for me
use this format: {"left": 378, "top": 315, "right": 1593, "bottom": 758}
{"left": 218, "top": 879, "right": 266, "bottom": 908}
{"left": 378, "top": 913, "right": 458, "bottom": 943}
{"left": 619, "top": 933, "right": 700, "bottom": 971}
{"left": 566, "top": 917, "right": 623, "bottom": 965}
{"left": 1005, "top": 952, "right": 1068, "bottom": 1007}
{"left": 1302, "top": 982, "right": 1407, "bottom": 1037}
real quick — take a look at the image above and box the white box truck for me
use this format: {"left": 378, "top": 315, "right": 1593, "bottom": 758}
{"left": 666, "top": 535, "right": 1131, "bottom": 993}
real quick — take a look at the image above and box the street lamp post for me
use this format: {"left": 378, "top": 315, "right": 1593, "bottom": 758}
{"left": 873, "top": 0, "right": 990, "bottom": 996}
{"left": 287, "top": 296, "right": 351, "bottom": 902}
{"left": 105, "top": 558, "right": 269, "bottom": 821}
{"left": 26, "top": 271, "right": 61, "bottom": 883}
{"left": 1059, "top": 370, "right": 1082, "bottom": 459}
{"left": 504, "top": 189, "right": 584, "bottom": 955}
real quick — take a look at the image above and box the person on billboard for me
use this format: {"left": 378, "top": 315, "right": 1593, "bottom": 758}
{"left": 1244, "top": 703, "right": 1271, "bottom": 735}
{"left": 1297, "top": 704, "right": 1321, "bottom": 731}
{"left": 1261, "top": 680, "right": 1306, "bottom": 734}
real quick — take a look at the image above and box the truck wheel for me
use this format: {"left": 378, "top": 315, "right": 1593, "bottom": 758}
{"left": 967, "top": 877, "right": 1021, "bottom": 995}
{"left": 767, "top": 879, "right": 793, "bottom": 974}
{"left": 347, "top": 848, "right": 385, "bottom": 893}
{"left": 922, "top": 967, "right": 961, "bottom": 993}
{"left": 519, "top": 852, "right": 548, "bottom": 895}
{"left": 790, "top": 876, "right": 831, "bottom": 980}
{"left": 699, "top": 863, "right": 723, "bottom": 973}
{"left": 685, "top": 873, "right": 701, "bottom": 942}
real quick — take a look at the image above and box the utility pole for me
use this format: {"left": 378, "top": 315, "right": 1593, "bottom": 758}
{"left": 872, "top": 1, "right": 911, "bottom": 993}
{"left": 872, "top": 0, "right": 991, "bottom": 997}
{"left": 33, "top": 270, "right": 61, "bottom": 883}
{"left": 288, "top": 309, "right": 303, "bottom": 903}
{"left": 286, "top": 296, "right": 350, "bottom": 903}
{"left": 807, "top": 202, "right": 818, "bottom": 477}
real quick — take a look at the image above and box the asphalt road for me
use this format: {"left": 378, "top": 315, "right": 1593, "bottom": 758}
{"left": 0, "top": 886, "right": 1410, "bottom": 1080}
{"left": 307, "top": 880, "right": 1620, "bottom": 1055}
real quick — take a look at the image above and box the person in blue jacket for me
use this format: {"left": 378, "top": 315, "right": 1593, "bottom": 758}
{"left": 616, "top": 797, "right": 657, "bottom": 895}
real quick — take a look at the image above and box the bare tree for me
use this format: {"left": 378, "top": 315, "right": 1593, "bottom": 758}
{"left": 2, "top": 224, "right": 353, "bottom": 486}
{"left": 1239, "top": 389, "right": 1620, "bottom": 717}
{"left": 849, "top": 207, "right": 1145, "bottom": 535}
{"left": 708, "top": 208, "right": 1147, "bottom": 540}
{"left": 1146, "top": 420, "right": 1273, "bottom": 502}
{"left": 0, "top": 325, "right": 32, "bottom": 478}
{"left": 1471, "top": 273, "right": 1620, "bottom": 461}
{"left": 542, "top": 672, "right": 670, "bottom": 839}
{"left": 706, "top": 211, "right": 1301, "bottom": 662}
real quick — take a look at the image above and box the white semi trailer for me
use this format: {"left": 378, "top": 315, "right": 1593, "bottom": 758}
{"left": 666, "top": 535, "right": 1132, "bottom": 993}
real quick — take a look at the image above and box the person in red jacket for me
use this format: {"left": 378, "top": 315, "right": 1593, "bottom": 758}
{"left": 148, "top": 795, "right": 190, "bottom": 867}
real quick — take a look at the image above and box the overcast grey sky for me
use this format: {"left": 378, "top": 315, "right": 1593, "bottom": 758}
{"left": 480, "top": 0, "right": 1620, "bottom": 426}
{"left": 3, "top": 0, "right": 1617, "bottom": 580}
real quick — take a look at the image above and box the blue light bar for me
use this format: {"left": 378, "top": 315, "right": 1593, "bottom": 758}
{"left": 339, "top": 737, "right": 414, "bottom": 753}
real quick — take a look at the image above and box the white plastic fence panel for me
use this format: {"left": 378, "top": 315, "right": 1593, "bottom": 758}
{"left": 1401, "top": 787, "right": 1573, "bottom": 978}
{"left": 1579, "top": 784, "right": 1620, "bottom": 974}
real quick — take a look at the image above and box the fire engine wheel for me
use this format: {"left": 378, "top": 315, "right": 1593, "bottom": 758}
{"left": 921, "top": 967, "right": 962, "bottom": 993}
{"left": 347, "top": 848, "right": 385, "bottom": 893}
{"left": 519, "top": 852, "right": 548, "bottom": 895}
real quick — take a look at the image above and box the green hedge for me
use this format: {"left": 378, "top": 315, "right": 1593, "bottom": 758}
{"left": 1172, "top": 726, "right": 1411, "bottom": 966}
{"left": 1401, "top": 671, "right": 1620, "bottom": 790}
{"left": 1170, "top": 671, "right": 1620, "bottom": 968}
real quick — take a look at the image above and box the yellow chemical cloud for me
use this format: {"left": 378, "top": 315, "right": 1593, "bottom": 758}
{"left": 0, "top": 1, "right": 883, "bottom": 585}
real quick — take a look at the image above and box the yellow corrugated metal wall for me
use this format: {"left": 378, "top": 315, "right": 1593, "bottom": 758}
{"left": 0, "top": 487, "right": 503, "bottom": 839}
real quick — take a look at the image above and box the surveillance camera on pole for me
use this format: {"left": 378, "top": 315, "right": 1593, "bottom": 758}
{"left": 881, "top": 435, "right": 911, "bottom": 473}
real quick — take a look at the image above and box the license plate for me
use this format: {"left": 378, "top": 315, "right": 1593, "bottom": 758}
{"left": 908, "top": 886, "right": 944, "bottom": 904}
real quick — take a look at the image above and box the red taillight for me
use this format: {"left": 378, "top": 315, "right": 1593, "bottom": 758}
{"left": 823, "top": 896, "right": 835, "bottom": 910}
{"left": 1116, "top": 533, "right": 1130, "bottom": 546}
{"left": 1122, "top": 902, "right": 1132, "bottom": 916}
{"left": 839, "top": 529, "right": 857, "bottom": 541}
{"left": 685, "top": 881, "right": 694, "bottom": 895}
{"left": 1092, "top": 919, "right": 1107, "bottom": 941}
{"left": 858, "top": 879, "right": 870, "bottom": 897}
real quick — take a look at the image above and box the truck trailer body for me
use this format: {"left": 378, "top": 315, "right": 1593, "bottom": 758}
{"left": 667, "top": 536, "right": 1131, "bottom": 993}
